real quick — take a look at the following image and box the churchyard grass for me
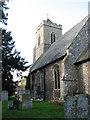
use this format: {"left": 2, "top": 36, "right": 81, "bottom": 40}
{"left": 2, "top": 101, "right": 64, "bottom": 118}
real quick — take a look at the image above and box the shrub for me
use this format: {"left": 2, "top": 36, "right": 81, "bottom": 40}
{"left": 48, "top": 100, "right": 64, "bottom": 106}
{"left": 9, "top": 95, "right": 17, "bottom": 100}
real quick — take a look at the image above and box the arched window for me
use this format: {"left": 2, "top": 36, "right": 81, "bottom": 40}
{"left": 38, "top": 35, "right": 40, "bottom": 46}
{"left": 51, "top": 33, "right": 53, "bottom": 44}
{"left": 54, "top": 64, "right": 60, "bottom": 89}
{"left": 51, "top": 32, "right": 56, "bottom": 44}
{"left": 32, "top": 74, "right": 35, "bottom": 91}
{"left": 54, "top": 33, "right": 55, "bottom": 42}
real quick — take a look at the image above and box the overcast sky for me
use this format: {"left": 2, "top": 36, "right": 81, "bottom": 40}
{"left": 4, "top": 0, "right": 89, "bottom": 65}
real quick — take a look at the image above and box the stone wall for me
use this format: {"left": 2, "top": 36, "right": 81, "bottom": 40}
{"left": 43, "top": 24, "right": 62, "bottom": 45}
{"left": 36, "top": 25, "right": 44, "bottom": 48}
{"left": 63, "top": 19, "right": 88, "bottom": 98}
{"left": 33, "top": 46, "right": 36, "bottom": 63}
{"left": 35, "top": 44, "right": 44, "bottom": 61}
{"left": 62, "top": 80, "right": 77, "bottom": 98}
{"left": 76, "top": 61, "right": 90, "bottom": 95}
{"left": 30, "top": 59, "right": 64, "bottom": 100}
{"left": 64, "top": 20, "right": 88, "bottom": 79}
{"left": 44, "top": 64, "right": 54, "bottom": 100}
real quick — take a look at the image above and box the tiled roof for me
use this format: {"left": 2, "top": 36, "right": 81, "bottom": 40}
{"left": 75, "top": 43, "right": 90, "bottom": 63}
{"left": 46, "top": 19, "right": 53, "bottom": 23}
{"left": 30, "top": 16, "right": 89, "bottom": 72}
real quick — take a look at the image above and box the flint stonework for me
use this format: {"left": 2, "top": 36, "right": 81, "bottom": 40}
{"left": 28, "top": 16, "right": 90, "bottom": 101}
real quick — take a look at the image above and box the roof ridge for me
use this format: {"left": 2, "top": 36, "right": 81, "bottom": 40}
{"left": 46, "top": 18, "right": 53, "bottom": 23}
{"left": 67, "top": 16, "right": 88, "bottom": 49}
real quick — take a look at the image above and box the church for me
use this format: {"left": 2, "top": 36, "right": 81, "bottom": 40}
{"left": 26, "top": 15, "right": 90, "bottom": 101}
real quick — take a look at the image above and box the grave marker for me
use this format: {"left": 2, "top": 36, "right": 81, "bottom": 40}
{"left": 64, "top": 94, "right": 89, "bottom": 119}
{"left": 1, "top": 91, "right": 8, "bottom": 102}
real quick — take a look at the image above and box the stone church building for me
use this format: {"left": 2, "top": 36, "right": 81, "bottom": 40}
{"left": 27, "top": 15, "right": 90, "bottom": 100}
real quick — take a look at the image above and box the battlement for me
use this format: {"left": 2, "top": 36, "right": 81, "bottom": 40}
{"left": 34, "top": 18, "right": 62, "bottom": 62}
{"left": 36, "top": 19, "right": 62, "bottom": 33}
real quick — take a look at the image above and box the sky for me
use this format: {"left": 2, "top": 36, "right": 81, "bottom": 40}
{"left": 4, "top": 0, "right": 89, "bottom": 65}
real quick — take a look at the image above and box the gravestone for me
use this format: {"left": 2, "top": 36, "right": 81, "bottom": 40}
{"left": 22, "top": 90, "right": 32, "bottom": 110}
{"left": 22, "top": 91, "right": 31, "bottom": 102}
{"left": 8, "top": 99, "right": 19, "bottom": 110}
{"left": 1, "top": 91, "right": 8, "bottom": 102}
{"left": 22, "top": 100, "right": 32, "bottom": 110}
{"left": 8, "top": 101, "right": 14, "bottom": 110}
{"left": 64, "top": 94, "right": 88, "bottom": 119}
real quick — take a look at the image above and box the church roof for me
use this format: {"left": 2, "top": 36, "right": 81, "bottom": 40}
{"left": 74, "top": 43, "right": 90, "bottom": 64}
{"left": 30, "top": 16, "right": 89, "bottom": 73}
{"left": 46, "top": 19, "right": 53, "bottom": 23}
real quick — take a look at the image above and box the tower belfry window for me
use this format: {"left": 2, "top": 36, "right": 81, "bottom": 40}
{"left": 38, "top": 35, "right": 40, "bottom": 46}
{"left": 51, "top": 32, "right": 56, "bottom": 44}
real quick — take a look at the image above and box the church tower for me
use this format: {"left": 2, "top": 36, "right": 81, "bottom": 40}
{"left": 33, "top": 19, "right": 62, "bottom": 63}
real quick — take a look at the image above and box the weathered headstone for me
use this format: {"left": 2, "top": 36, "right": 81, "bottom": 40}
{"left": 64, "top": 94, "right": 88, "bottom": 119}
{"left": 8, "top": 101, "right": 14, "bottom": 110}
{"left": 1, "top": 91, "right": 8, "bottom": 102}
{"left": 8, "top": 99, "right": 19, "bottom": 110}
{"left": 22, "top": 90, "right": 32, "bottom": 110}
{"left": 22, "top": 100, "right": 32, "bottom": 110}
{"left": 22, "top": 93, "right": 30, "bottom": 102}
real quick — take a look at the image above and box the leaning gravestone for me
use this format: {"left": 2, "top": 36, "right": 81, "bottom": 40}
{"left": 64, "top": 94, "right": 88, "bottom": 119}
{"left": 22, "top": 90, "right": 32, "bottom": 110}
{"left": 1, "top": 91, "right": 8, "bottom": 102}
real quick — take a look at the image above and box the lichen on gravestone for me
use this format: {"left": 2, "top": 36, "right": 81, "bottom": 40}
{"left": 64, "top": 94, "right": 89, "bottom": 118}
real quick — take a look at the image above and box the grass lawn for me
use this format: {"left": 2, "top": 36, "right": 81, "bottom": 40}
{"left": 2, "top": 101, "right": 64, "bottom": 118}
